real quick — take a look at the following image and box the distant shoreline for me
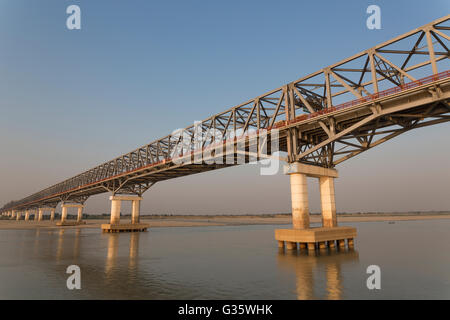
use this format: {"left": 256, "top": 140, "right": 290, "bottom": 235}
{"left": 0, "top": 212, "right": 449, "bottom": 230}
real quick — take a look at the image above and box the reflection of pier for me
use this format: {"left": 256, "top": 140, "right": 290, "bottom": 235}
{"left": 104, "top": 232, "right": 141, "bottom": 280}
{"left": 55, "top": 228, "right": 81, "bottom": 261}
{"left": 17, "top": 229, "right": 198, "bottom": 299}
{"left": 277, "top": 248, "right": 359, "bottom": 300}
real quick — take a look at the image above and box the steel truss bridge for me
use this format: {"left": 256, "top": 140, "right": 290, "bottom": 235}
{"left": 2, "top": 16, "right": 450, "bottom": 213}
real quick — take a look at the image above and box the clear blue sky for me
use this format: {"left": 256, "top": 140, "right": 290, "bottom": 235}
{"left": 0, "top": 0, "right": 449, "bottom": 214}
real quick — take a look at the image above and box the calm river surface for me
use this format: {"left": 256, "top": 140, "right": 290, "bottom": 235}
{"left": 0, "top": 219, "right": 449, "bottom": 299}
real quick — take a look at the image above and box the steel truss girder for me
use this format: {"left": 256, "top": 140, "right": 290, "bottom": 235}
{"left": 2, "top": 16, "right": 449, "bottom": 213}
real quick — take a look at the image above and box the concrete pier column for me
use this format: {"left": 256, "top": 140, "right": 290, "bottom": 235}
{"left": 77, "top": 207, "right": 83, "bottom": 222}
{"left": 11, "top": 211, "right": 17, "bottom": 219}
{"left": 319, "top": 176, "right": 338, "bottom": 228}
{"left": 61, "top": 206, "right": 68, "bottom": 223}
{"left": 38, "top": 209, "right": 44, "bottom": 221}
{"left": 16, "top": 211, "right": 22, "bottom": 221}
{"left": 34, "top": 210, "right": 39, "bottom": 221}
{"left": 275, "top": 163, "right": 353, "bottom": 250}
{"left": 50, "top": 209, "right": 55, "bottom": 221}
{"left": 103, "top": 195, "right": 147, "bottom": 232}
{"left": 284, "top": 162, "right": 338, "bottom": 230}
{"left": 25, "top": 210, "right": 30, "bottom": 221}
{"left": 131, "top": 199, "right": 141, "bottom": 224}
{"left": 289, "top": 172, "right": 310, "bottom": 229}
{"left": 110, "top": 197, "right": 122, "bottom": 225}
{"left": 57, "top": 204, "right": 84, "bottom": 226}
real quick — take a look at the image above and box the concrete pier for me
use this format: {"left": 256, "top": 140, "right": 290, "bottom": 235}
{"left": 16, "top": 211, "right": 22, "bottom": 221}
{"left": 33, "top": 207, "right": 57, "bottom": 222}
{"left": 25, "top": 210, "right": 30, "bottom": 221}
{"left": 290, "top": 172, "right": 309, "bottom": 229}
{"left": 77, "top": 206, "right": 83, "bottom": 223}
{"left": 56, "top": 203, "right": 85, "bottom": 226}
{"left": 320, "top": 176, "right": 337, "bottom": 228}
{"left": 275, "top": 162, "right": 356, "bottom": 252}
{"left": 110, "top": 197, "right": 121, "bottom": 225}
{"left": 131, "top": 199, "right": 140, "bottom": 224}
{"left": 102, "top": 195, "right": 149, "bottom": 233}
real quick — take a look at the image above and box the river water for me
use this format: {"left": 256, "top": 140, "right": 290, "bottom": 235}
{"left": 0, "top": 219, "right": 449, "bottom": 299}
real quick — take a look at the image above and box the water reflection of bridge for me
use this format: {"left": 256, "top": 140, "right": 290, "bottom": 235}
{"left": 277, "top": 248, "right": 359, "bottom": 300}
{"left": 26, "top": 229, "right": 197, "bottom": 299}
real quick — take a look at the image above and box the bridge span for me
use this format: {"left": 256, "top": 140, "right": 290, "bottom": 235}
{"left": 2, "top": 16, "right": 449, "bottom": 250}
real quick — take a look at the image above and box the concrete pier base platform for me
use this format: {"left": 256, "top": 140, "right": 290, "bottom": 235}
{"left": 101, "top": 223, "right": 149, "bottom": 233}
{"left": 275, "top": 226, "right": 356, "bottom": 251}
{"left": 56, "top": 221, "right": 87, "bottom": 226}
